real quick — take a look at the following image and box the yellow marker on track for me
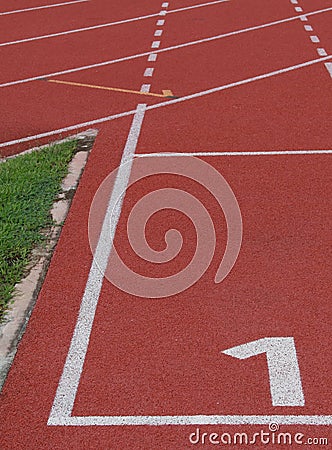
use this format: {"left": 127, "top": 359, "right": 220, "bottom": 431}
{"left": 47, "top": 79, "right": 176, "bottom": 98}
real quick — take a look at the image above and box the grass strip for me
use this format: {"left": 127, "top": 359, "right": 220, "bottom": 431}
{"left": 0, "top": 141, "right": 77, "bottom": 321}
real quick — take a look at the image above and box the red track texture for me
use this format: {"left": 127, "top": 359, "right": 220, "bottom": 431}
{"left": 0, "top": 0, "right": 331, "bottom": 448}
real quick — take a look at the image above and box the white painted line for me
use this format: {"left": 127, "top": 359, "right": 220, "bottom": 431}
{"left": 1, "top": 55, "right": 331, "bottom": 149}
{"left": 157, "top": 19, "right": 165, "bottom": 26}
{"left": 304, "top": 24, "right": 313, "bottom": 31}
{"left": 162, "top": 2, "right": 169, "bottom": 7}
{"left": 0, "top": 108, "right": 137, "bottom": 148}
{"left": 290, "top": 0, "right": 298, "bottom": 3}
{"left": 49, "top": 414, "right": 332, "bottom": 426}
{"left": 324, "top": 62, "right": 332, "bottom": 77}
{"left": 48, "top": 104, "right": 147, "bottom": 425}
{"left": 144, "top": 67, "right": 154, "bottom": 76}
{"left": 140, "top": 84, "right": 151, "bottom": 93}
{"left": 154, "top": 29, "right": 163, "bottom": 36}
{"left": 146, "top": 55, "right": 332, "bottom": 112}
{"left": 151, "top": 40, "right": 161, "bottom": 48}
{"left": 0, "top": 0, "right": 229, "bottom": 48}
{"left": 159, "top": 10, "right": 167, "bottom": 15}
{"left": 0, "top": 0, "right": 87, "bottom": 15}
{"left": 295, "top": 6, "right": 303, "bottom": 12}
{"left": 2, "top": 7, "right": 332, "bottom": 87}
{"left": 300, "top": 15, "right": 308, "bottom": 21}
{"left": 148, "top": 53, "right": 158, "bottom": 61}
{"left": 317, "top": 48, "right": 327, "bottom": 56}
{"left": 310, "top": 35, "right": 320, "bottom": 43}
{"left": 136, "top": 150, "right": 332, "bottom": 157}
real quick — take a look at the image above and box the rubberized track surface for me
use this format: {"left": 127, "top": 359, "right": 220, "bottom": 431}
{"left": 0, "top": 0, "right": 331, "bottom": 448}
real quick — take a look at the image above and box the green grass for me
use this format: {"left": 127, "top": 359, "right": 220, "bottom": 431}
{"left": 0, "top": 141, "right": 77, "bottom": 321}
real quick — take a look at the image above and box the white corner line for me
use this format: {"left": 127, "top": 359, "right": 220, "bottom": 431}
{"left": 0, "top": 0, "right": 88, "bottom": 16}
{"left": 135, "top": 150, "right": 332, "bottom": 157}
{"left": 48, "top": 103, "right": 147, "bottom": 424}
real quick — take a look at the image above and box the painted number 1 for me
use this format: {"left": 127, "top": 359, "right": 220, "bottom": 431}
{"left": 222, "top": 337, "right": 305, "bottom": 407}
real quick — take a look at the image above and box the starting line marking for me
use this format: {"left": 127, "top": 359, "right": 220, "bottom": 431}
{"left": 0, "top": 0, "right": 88, "bottom": 16}
{"left": 47, "top": 114, "right": 332, "bottom": 427}
{"left": 47, "top": 79, "right": 176, "bottom": 98}
{"left": 49, "top": 415, "right": 332, "bottom": 426}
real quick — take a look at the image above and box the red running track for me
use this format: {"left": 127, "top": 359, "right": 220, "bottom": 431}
{"left": 0, "top": 0, "right": 331, "bottom": 448}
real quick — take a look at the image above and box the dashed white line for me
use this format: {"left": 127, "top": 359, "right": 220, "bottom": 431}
{"left": 317, "top": 48, "right": 327, "bottom": 56}
{"left": 0, "top": 0, "right": 87, "bottom": 15}
{"left": 290, "top": 0, "right": 298, "bottom": 3}
{"left": 157, "top": 19, "right": 165, "bottom": 26}
{"left": 2, "top": 7, "right": 332, "bottom": 89}
{"left": 148, "top": 53, "right": 158, "bottom": 62}
{"left": 144, "top": 68, "right": 154, "bottom": 77}
{"left": 140, "top": 84, "right": 151, "bottom": 93}
{"left": 159, "top": 10, "right": 167, "bottom": 15}
{"left": 300, "top": 15, "right": 308, "bottom": 21}
{"left": 324, "top": 62, "right": 332, "bottom": 77}
{"left": 310, "top": 35, "right": 320, "bottom": 43}
{"left": 304, "top": 25, "right": 313, "bottom": 31}
{"left": 151, "top": 40, "right": 161, "bottom": 48}
{"left": 295, "top": 6, "right": 303, "bottom": 12}
{"left": 154, "top": 30, "right": 163, "bottom": 36}
{"left": 162, "top": 2, "right": 169, "bottom": 7}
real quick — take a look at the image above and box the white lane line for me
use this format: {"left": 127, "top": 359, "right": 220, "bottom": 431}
{"left": 0, "top": 0, "right": 87, "bottom": 15}
{"left": 290, "top": 0, "right": 298, "bottom": 3}
{"left": 159, "top": 10, "right": 167, "bottom": 15}
{"left": 48, "top": 414, "right": 332, "bottom": 426}
{"left": 317, "top": 48, "right": 327, "bottom": 56}
{"left": 0, "top": 0, "right": 229, "bottom": 48}
{"left": 157, "top": 19, "right": 165, "bottom": 26}
{"left": 146, "top": 55, "right": 332, "bottom": 113}
{"left": 324, "top": 62, "right": 332, "bottom": 77}
{"left": 151, "top": 40, "right": 161, "bottom": 48}
{"left": 144, "top": 67, "right": 154, "bottom": 76}
{"left": 2, "top": 6, "right": 331, "bottom": 89}
{"left": 310, "top": 35, "right": 320, "bottom": 43}
{"left": 1, "top": 55, "right": 331, "bottom": 149}
{"left": 162, "top": 2, "right": 169, "bottom": 7}
{"left": 300, "top": 15, "right": 308, "bottom": 21}
{"left": 48, "top": 103, "right": 147, "bottom": 424}
{"left": 136, "top": 150, "right": 332, "bottom": 157}
{"left": 148, "top": 53, "right": 158, "bottom": 61}
{"left": 154, "top": 29, "right": 163, "bottom": 36}
{"left": 0, "top": 108, "right": 137, "bottom": 148}
{"left": 140, "top": 84, "right": 151, "bottom": 92}
{"left": 295, "top": 6, "right": 303, "bottom": 12}
{"left": 304, "top": 24, "right": 313, "bottom": 31}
